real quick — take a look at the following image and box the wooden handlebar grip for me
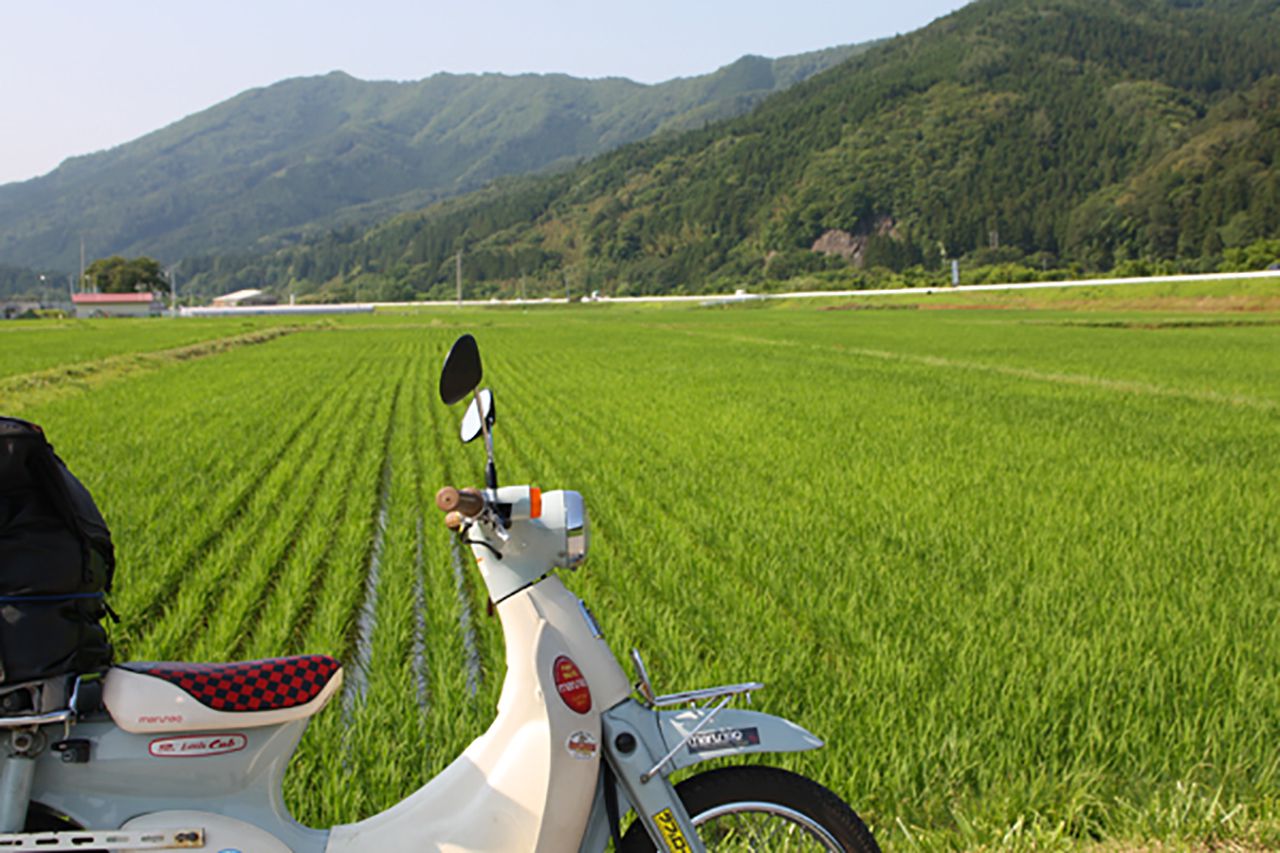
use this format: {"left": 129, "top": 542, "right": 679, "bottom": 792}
{"left": 436, "top": 486, "right": 484, "bottom": 516}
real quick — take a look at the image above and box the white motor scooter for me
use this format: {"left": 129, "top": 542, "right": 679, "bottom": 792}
{"left": 0, "top": 333, "right": 879, "bottom": 852}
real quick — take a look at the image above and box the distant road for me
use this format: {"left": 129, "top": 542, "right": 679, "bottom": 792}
{"left": 399, "top": 268, "right": 1280, "bottom": 307}
{"left": 580, "top": 269, "right": 1280, "bottom": 305}
{"left": 182, "top": 269, "right": 1280, "bottom": 315}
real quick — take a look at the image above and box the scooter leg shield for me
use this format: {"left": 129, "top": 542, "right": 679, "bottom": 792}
{"left": 326, "top": 599, "right": 605, "bottom": 853}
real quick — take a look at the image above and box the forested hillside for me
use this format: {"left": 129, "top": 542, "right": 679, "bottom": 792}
{"left": 182, "top": 0, "right": 1280, "bottom": 301}
{"left": 0, "top": 45, "right": 866, "bottom": 276}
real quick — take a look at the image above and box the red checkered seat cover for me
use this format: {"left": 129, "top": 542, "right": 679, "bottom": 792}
{"left": 122, "top": 654, "right": 341, "bottom": 713}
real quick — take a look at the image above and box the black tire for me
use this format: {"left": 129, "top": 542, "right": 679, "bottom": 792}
{"left": 619, "top": 765, "right": 879, "bottom": 852}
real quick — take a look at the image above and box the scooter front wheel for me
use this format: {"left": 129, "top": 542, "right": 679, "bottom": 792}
{"left": 620, "top": 765, "right": 880, "bottom": 852}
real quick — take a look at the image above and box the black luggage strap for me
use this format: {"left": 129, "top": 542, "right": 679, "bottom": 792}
{"left": 0, "top": 592, "right": 118, "bottom": 622}
{"left": 0, "top": 593, "right": 105, "bottom": 603}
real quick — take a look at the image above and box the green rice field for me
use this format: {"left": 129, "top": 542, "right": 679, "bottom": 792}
{"left": 1, "top": 284, "right": 1277, "bottom": 850}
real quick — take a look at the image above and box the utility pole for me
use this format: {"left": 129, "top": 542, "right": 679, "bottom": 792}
{"left": 455, "top": 250, "right": 462, "bottom": 307}
{"left": 166, "top": 264, "right": 179, "bottom": 316}
{"left": 79, "top": 236, "right": 85, "bottom": 293}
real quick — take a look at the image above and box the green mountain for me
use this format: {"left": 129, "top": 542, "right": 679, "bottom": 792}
{"left": 188, "top": 0, "right": 1280, "bottom": 302}
{"left": 0, "top": 45, "right": 869, "bottom": 275}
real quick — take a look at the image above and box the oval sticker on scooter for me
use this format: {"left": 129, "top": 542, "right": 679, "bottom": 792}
{"left": 552, "top": 655, "right": 592, "bottom": 714}
{"left": 148, "top": 733, "right": 247, "bottom": 758}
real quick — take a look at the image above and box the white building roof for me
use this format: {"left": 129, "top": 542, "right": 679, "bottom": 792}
{"left": 213, "top": 288, "right": 265, "bottom": 304}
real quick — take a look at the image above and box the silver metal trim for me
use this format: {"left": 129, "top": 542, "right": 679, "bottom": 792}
{"left": 630, "top": 647, "right": 762, "bottom": 707}
{"left": 692, "top": 800, "right": 843, "bottom": 850}
{"left": 0, "top": 710, "right": 72, "bottom": 730}
{"left": 67, "top": 677, "right": 84, "bottom": 715}
{"left": 650, "top": 681, "right": 764, "bottom": 708}
{"left": 577, "top": 599, "right": 604, "bottom": 639}
{"left": 0, "top": 827, "right": 205, "bottom": 850}
{"left": 630, "top": 649, "right": 656, "bottom": 704}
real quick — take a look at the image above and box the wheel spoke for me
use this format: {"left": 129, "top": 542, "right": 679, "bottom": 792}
{"left": 623, "top": 767, "right": 878, "bottom": 853}
{"left": 694, "top": 800, "right": 843, "bottom": 851}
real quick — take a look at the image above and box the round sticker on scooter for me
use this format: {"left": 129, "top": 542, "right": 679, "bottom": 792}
{"left": 552, "top": 655, "right": 592, "bottom": 714}
{"left": 565, "top": 730, "right": 599, "bottom": 760}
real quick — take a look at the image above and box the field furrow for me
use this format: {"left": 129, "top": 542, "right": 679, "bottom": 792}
{"left": 190, "top": 374, "right": 374, "bottom": 661}
{"left": 131, "top": 382, "right": 356, "bottom": 660}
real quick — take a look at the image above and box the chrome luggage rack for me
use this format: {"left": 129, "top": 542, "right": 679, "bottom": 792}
{"left": 0, "top": 674, "right": 100, "bottom": 733}
{"left": 0, "top": 709, "right": 73, "bottom": 731}
{"left": 630, "top": 649, "right": 765, "bottom": 782}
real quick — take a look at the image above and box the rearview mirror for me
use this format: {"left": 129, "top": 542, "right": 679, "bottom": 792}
{"left": 440, "top": 334, "right": 482, "bottom": 405}
{"left": 460, "top": 388, "right": 495, "bottom": 444}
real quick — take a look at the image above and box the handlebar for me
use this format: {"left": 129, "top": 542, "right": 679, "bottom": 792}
{"left": 436, "top": 486, "right": 485, "bottom": 517}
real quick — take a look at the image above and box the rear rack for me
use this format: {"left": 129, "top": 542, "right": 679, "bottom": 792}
{"left": 0, "top": 675, "right": 101, "bottom": 732}
{"left": 0, "top": 710, "right": 72, "bottom": 731}
{"left": 646, "top": 682, "right": 763, "bottom": 708}
{"left": 630, "top": 648, "right": 762, "bottom": 708}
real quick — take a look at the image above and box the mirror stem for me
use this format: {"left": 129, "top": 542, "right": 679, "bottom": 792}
{"left": 480, "top": 413, "right": 499, "bottom": 490}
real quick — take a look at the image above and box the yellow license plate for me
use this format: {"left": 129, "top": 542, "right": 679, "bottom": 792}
{"left": 653, "top": 808, "right": 692, "bottom": 852}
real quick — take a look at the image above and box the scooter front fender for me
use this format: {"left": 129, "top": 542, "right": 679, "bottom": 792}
{"left": 656, "top": 707, "right": 823, "bottom": 773}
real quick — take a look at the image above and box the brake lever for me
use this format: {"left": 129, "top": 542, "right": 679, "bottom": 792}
{"left": 459, "top": 511, "right": 507, "bottom": 557}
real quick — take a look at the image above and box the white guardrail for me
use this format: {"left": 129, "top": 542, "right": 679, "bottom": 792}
{"left": 180, "top": 269, "right": 1280, "bottom": 315}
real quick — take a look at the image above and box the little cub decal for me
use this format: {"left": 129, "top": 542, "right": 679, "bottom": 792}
{"left": 149, "top": 733, "right": 247, "bottom": 758}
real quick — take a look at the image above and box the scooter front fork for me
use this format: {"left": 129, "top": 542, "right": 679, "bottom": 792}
{"left": 0, "top": 754, "right": 35, "bottom": 832}
{"left": 602, "top": 703, "right": 704, "bottom": 853}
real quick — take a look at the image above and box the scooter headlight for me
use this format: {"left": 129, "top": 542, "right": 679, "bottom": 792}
{"left": 558, "top": 490, "right": 589, "bottom": 569}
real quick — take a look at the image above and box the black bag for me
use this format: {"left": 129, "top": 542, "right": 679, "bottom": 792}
{"left": 0, "top": 417, "right": 114, "bottom": 685}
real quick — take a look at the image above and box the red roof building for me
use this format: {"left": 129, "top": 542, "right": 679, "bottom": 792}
{"left": 72, "top": 292, "right": 164, "bottom": 318}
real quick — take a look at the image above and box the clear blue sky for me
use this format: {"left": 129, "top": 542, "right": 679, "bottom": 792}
{"left": 0, "top": 0, "right": 971, "bottom": 186}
